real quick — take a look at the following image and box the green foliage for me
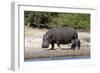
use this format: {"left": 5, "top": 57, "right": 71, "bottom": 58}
{"left": 24, "top": 11, "right": 90, "bottom": 30}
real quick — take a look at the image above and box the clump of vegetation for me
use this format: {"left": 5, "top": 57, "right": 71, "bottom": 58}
{"left": 24, "top": 11, "right": 90, "bottom": 30}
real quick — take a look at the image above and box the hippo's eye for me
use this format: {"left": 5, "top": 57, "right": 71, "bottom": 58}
{"left": 43, "top": 37, "right": 47, "bottom": 40}
{"left": 43, "top": 35, "right": 49, "bottom": 41}
{"left": 46, "top": 38, "right": 48, "bottom": 40}
{"left": 43, "top": 38, "right": 45, "bottom": 40}
{"left": 45, "top": 37, "right": 48, "bottom": 41}
{"left": 45, "top": 38, "right": 48, "bottom": 40}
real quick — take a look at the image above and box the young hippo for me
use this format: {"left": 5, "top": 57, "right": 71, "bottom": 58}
{"left": 71, "top": 38, "right": 81, "bottom": 50}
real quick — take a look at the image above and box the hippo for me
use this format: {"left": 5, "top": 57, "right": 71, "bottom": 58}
{"left": 71, "top": 38, "right": 81, "bottom": 50}
{"left": 42, "top": 27, "right": 78, "bottom": 50}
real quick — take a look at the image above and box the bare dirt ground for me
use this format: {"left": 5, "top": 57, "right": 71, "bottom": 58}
{"left": 24, "top": 26, "right": 90, "bottom": 61}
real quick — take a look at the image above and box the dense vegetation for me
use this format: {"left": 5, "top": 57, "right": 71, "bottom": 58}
{"left": 24, "top": 11, "right": 90, "bottom": 30}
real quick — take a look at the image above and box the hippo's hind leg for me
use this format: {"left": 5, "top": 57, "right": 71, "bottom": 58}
{"left": 56, "top": 41, "right": 61, "bottom": 49}
{"left": 78, "top": 42, "right": 80, "bottom": 50}
{"left": 71, "top": 44, "right": 75, "bottom": 50}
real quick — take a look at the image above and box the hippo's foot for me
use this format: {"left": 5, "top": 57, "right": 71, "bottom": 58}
{"left": 49, "top": 48, "right": 55, "bottom": 50}
{"left": 71, "top": 48, "right": 75, "bottom": 50}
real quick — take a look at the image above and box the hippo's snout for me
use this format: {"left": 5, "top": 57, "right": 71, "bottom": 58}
{"left": 42, "top": 45, "right": 49, "bottom": 48}
{"left": 42, "top": 43, "right": 49, "bottom": 48}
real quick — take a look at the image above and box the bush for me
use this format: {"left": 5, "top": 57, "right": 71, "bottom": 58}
{"left": 24, "top": 11, "right": 90, "bottom": 30}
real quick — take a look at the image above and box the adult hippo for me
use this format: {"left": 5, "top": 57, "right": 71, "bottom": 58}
{"left": 42, "top": 27, "right": 78, "bottom": 50}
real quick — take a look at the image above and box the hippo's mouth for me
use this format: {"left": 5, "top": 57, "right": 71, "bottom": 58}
{"left": 42, "top": 45, "right": 49, "bottom": 48}
{"left": 42, "top": 41, "right": 49, "bottom": 48}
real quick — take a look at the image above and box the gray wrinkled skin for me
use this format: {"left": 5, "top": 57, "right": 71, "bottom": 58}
{"left": 42, "top": 27, "right": 78, "bottom": 50}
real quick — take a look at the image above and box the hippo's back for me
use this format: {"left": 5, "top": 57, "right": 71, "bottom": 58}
{"left": 49, "top": 27, "right": 78, "bottom": 44}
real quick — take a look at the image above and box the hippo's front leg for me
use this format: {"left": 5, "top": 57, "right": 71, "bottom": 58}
{"left": 50, "top": 43, "right": 55, "bottom": 50}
